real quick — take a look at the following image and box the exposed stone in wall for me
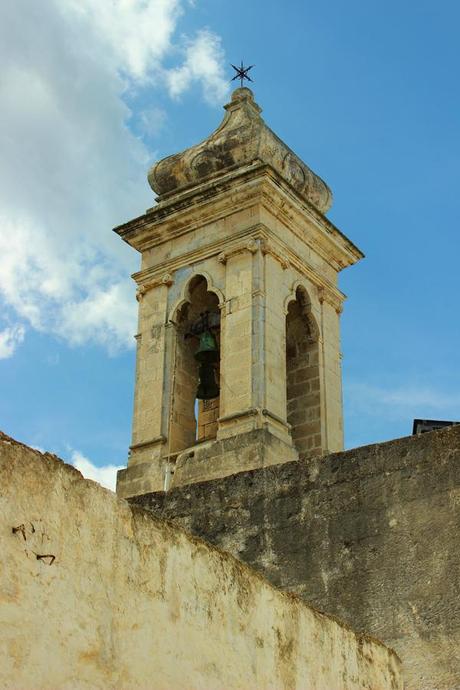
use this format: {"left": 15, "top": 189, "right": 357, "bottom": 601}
{"left": 286, "top": 295, "right": 321, "bottom": 456}
{"left": 134, "top": 425, "right": 460, "bottom": 690}
{"left": 197, "top": 397, "right": 219, "bottom": 442}
{"left": 0, "top": 431, "right": 401, "bottom": 690}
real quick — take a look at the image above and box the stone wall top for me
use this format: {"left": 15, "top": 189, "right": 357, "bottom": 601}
{"left": 134, "top": 424, "right": 460, "bottom": 690}
{"left": 0, "top": 429, "right": 402, "bottom": 690}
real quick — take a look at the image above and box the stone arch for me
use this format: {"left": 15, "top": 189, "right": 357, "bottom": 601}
{"left": 169, "top": 274, "right": 222, "bottom": 455}
{"left": 170, "top": 270, "right": 225, "bottom": 324}
{"left": 284, "top": 281, "right": 320, "bottom": 342}
{"left": 285, "top": 284, "right": 322, "bottom": 457}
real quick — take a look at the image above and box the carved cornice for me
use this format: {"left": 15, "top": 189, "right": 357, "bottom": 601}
{"left": 258, "top": 182, "right": 355, "bottom": 273}
{"left": 217, "top": 238, "right": 259, "bottom": 264}
{"left": 132, "top": 225, "right": 264, "bottom": 285}
{"left": 116, "top": 164, "right": 264, "bottom": 253}
{"left": 259, "top": 239, "right": 289, "bottom": 270}
{"left": 132, "top": 224, "right": 346, "bottom": 311}
{"left": 317, "top": 287, "right": 343, "bottom": 313}
{"left": 115, "top": 166, "right": 363, "bottom": 272}
{"left": 136, "top": 273, "right": 174, "bottom": 301}
{"left": 258, "top": 234, "right": 345, "bottom": 308}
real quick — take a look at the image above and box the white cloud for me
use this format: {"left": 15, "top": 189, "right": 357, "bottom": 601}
{"left": 137, "top": 107, "right": 168, "bottom": 137}
{"left": 0, "top": 0, "right": 227, "bottom": 354}
{"left": 71, "top": 449, "right": 123, "bottom": 492}
{"left": 346, "top": 382, "right": 460, "bottom": 419}
{"left": 0, "top": 325, "right": 25, "bottom": 359}
{"left": 59, "top": 282, "right": 138, "bottom": 351}
{"left": 63, "top": 0, "right": 182, "bottom": 82}
{"left": 166, "top": 29, "right": 228, "bottom": 104}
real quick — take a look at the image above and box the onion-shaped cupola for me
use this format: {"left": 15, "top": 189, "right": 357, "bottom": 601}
{"left": 148, "top": 87, "right": 333, "bottom": 214}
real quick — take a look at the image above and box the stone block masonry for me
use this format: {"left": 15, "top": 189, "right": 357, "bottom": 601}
{"left": 116, "top": 86, "right": 361, "bottom": 498}
{"left": 286, "top": 295, "right": 322, "bottom": 456}
{"left": 134, "top": 424, "right": 460, "bottom": 690}
{"left": 0, "top": 431, "right": 401, "bottom": 690}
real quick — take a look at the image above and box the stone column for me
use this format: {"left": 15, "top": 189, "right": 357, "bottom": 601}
{"left": 217, "top": 242, "right": 293, "bottom": 445}
{"left": 318, "top": 294, "right": 344, "bottom": 453}
{"left": 261, "top": 252, "right": 292, "bottom": 443}
{"left": 128, "top": 280, "right": 170, "bottom": 466}
{"left": 217, "top": 248, "right": 254, "bottom": 439}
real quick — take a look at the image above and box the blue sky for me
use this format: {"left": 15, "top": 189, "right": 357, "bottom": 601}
{"left": 1, "top": 0, "right": 459, "bottom": 488}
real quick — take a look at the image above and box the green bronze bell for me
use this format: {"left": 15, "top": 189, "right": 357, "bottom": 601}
{"left": 195, "top": 331, "right": 219, "bottom": 399}
{"left": 194, "top": 331, "right": 219, "bottom": 364}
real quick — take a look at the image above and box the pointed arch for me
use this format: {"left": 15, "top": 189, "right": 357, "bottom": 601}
{"left": 170, "top": 271, "right": 225, "bottom": 323}
{"left": 284, "top": 281, "right": 320, "bottom": 343}
{"left": 168, "top": 272, "right": 222, "bottom": 455}
{"left": 285, "top": 281, "right": 322, "bottom": 457}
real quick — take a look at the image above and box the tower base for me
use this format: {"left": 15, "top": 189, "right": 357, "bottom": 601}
{"left": 116, "top": 428, "right": 299, "bottom": 499}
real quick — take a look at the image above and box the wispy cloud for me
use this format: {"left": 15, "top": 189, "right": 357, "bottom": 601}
{"left": 0, "top": 324, "right": 25, "bottom": 359}
{"left": 70, "top": 449, "right": 123, "bottom": 492}
{"left": 166, "top": 29, "right": 229, "bottom": 104}
{"left": 0, "top": 0, "right": 228, "bottom": 354}
{"left": 344, "top": 380, "right": 460, "bottom": 449}
{"left": 346, "top": 382, "right": 460, "bottom": 418}
{"left": 137, "top": 107, "right": 168, "bottom": 138}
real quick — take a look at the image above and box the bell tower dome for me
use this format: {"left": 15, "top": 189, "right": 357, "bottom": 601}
{"left": 115, "top": 87, "right": 363, "bottom": 499}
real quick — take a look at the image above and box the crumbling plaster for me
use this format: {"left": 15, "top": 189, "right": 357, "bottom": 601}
{"left": 0, "top": 432, "right": 401, "bottom": 690}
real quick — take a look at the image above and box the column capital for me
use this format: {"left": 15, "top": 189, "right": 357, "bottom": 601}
{"left": 217, "top": 239, "right": 260, "bottom": 265}
{"left": 260, "top": 239, "right": 290, "bottom": 270}
{"left": 136, "top": 273, "right": 174, "bottom": 301}
{"left": 317, "top": 287, "right": 343, "bottom": 313}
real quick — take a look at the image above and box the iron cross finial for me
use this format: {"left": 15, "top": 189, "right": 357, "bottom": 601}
{"left": 230, "top": 61, "right": 255, "bottom": 88}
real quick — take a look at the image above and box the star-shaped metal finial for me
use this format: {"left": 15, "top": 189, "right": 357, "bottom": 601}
{"left": 231, "top": 61, "right": 255, "bottom": 88}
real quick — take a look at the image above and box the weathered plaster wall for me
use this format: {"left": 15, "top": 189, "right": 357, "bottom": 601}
{"left": 136, "top": 425, "right": 460, "bottom": 690}
{"left": 0, "top": 432, "right": 401, "bottom": 690}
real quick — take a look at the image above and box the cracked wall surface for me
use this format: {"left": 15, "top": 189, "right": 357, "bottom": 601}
{"left": 0, "top": 431, "right": 401, "bottom": 690}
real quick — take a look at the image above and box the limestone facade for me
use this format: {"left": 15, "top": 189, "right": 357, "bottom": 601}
{"left": 0, "top": 432, "right": 402, "bottom": 690}
{"left": 116, "top": 87, "right": 363, "bottom": 499}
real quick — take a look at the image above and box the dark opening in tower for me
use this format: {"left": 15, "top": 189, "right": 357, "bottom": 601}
{"left": 171, "top": 275, "right": 221, "bottom": 455}
{"left": 285, "top": 287, "right": 322, "bottom": 457}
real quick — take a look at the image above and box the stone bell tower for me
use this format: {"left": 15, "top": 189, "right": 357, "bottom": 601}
{"left": 116, "top": 87, "right": 363, "bottom": 499}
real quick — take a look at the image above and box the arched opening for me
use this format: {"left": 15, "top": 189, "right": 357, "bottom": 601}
{"left": 285, "top": 287, "right": 321, "bottom": 457}
{"left": 170, "top": 275, "right": 221, "bottom": 454}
